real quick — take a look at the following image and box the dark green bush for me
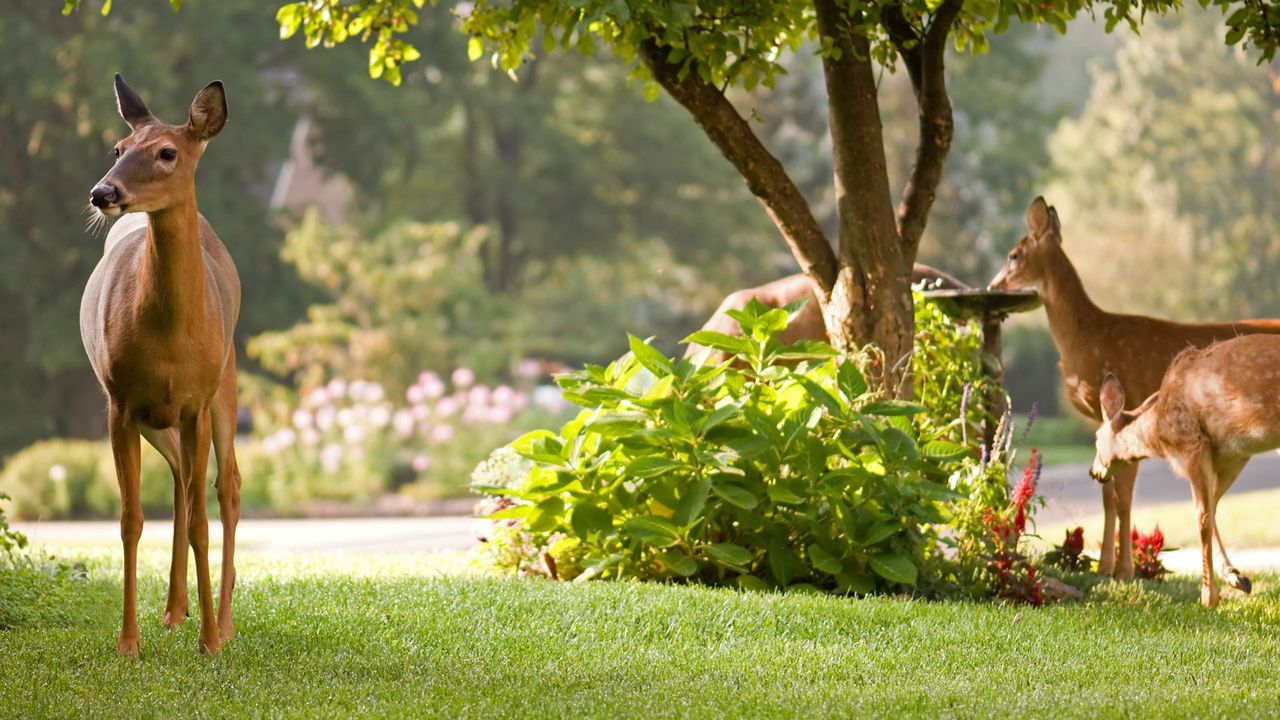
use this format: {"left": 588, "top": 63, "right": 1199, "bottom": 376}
{"left": 475, "top": 295, "right": 1015, "bottom": 594}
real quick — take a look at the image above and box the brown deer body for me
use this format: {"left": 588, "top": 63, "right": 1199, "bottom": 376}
{"left": 81, "top": 75, "right": 241, "bottom": 657}
{"left": 1090, "top": 336, "right": 1280, "bottom": 606}
{"left": 989, "top": 197, "right": 1280, "bottom": 579}
{"left": 686, "top": 264, "right": 967, "bottom": 361}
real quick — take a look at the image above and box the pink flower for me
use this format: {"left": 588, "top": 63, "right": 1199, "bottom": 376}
{"left": 467, "top": 385, "right": 491, "bottom": 406}
{"left": 419, "top": 372, "right": 445, "bottom": 399}
{"left": 326, "top": 378, "right": 348, "bottom": 399}
{"left": 516, "top": 358, "right": 541, "bottom": 379}
{"left": 451, "top": 367, "right": 475, "bottom": 388}
{"left": 292, "top": 409, "right": 313, "bottom": 429}
{"left": 320, "top": 443, "right": 343, "bottom": 474}
{"left": 412, "top": 454, "right": 431, "bottom": 472}
{"left": 393, "top": 409, "right": 415, "bottom": 437}
{"left": 406, "top": 384, "right": 426, "bottom": 404}
{"left": 430, "top": 424, "right": 454, "bottom": 444}
{"left": 436, "top": 396, "right": 460, "bottom": 418}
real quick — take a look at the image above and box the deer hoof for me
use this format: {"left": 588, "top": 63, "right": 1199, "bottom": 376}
{"left": 116, "top": 634, "right": 141, "bottom": 659}
{"left": 162, "top": 608, "right": 188, "bottom": 630}
{"left": 1225, "top": 568, "right": 1253, "bottom": 595}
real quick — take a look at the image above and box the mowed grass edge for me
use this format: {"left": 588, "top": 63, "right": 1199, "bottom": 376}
{"left": 2, "top": 551, "right": 1279, "bottom": 719}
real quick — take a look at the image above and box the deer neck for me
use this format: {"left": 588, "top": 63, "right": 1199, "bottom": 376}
{"left": 1039, "top": 243, "right": 1103, "bottom": 363}
{"left": 135, "top": 196, "right": 205, "bottom": 331}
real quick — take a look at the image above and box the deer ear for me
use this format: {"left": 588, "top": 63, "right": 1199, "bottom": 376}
{"left": 1099, "top": 372, "right": 1126, "bottom": 423}
{"left": 114, "top": 73, "right": 153, "bottom": 129}
{"left": 1047, "top": 206, "right": 1062, "bottom": 239}
{"left": 1027, "top": 196, "right": 1052, "bottom": 238}
{"left": 188, "top": 81, "right": 227, "bottom": 142}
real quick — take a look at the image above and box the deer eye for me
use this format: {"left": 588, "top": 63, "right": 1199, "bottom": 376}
{"left": 159, "top": 147, "right": 178, "bottom": 161}
{"left": 1009, "top": 252, "right": 1019, "bottom": 261}
{"left": 112, "top": 147, "right": 121, "bottom": 159}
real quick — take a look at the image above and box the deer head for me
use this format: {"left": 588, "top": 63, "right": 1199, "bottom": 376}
{"left": 1090, "top": 373, "right": 1158, "bottom": 482}
{"left": 89, "top": 74, "right": 227, "bottom": 217}
{"left": 987, "top": 196, "right": 1063, "bottom": 292}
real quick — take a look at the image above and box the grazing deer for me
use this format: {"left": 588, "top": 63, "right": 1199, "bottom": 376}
{"left": 685, "top": 264, "right": 967, "bottom": 361}
{"left": 81, "top": 75, "right": 241, "bottom": 657}
{"left": 1090, "top": 336, "right": 1280, "bottom": 607}
{"left": 989, "top": 197, "right": 1280, "bottom": 579}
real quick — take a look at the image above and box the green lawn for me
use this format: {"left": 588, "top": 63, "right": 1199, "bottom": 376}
{"left": 1036, "top": 486, "right": 1280, "bottom": 551}
{"left": 4, "top": 550, "right": 1280, "bottom": 718}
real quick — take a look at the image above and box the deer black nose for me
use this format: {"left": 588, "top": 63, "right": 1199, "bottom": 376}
{"left": 90, "top": 183, "right": 119, "bottom": 208}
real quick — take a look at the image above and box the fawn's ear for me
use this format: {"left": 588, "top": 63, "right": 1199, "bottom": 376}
{"left": 1047, "top": 206, "right": 1062, "bottom": 240}
{"left": 1099, "top": 372, "right": 1126, "bottom": 423}
{"left": 188, "top": 80, "right": 227, "bottom": 142}
{"left": 1027, "top": 196, "right": 1053, "bottom": 239}
{"left": 114, "top": 73, "right": 154, "bottom": 129}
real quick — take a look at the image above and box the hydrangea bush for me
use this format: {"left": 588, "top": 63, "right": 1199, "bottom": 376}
{"left": 473, "top": 294, "right": 1039, "bottom": 597}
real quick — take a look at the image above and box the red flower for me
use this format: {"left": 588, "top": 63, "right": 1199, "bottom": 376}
{"left": 1064, "top": 527, "right": 1084, "bottom": 555}
{"left": 1012, "top": 449, "right": 1040, "bottom": 510}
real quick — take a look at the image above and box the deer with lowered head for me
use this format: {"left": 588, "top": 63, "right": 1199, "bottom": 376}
{"left": 989, "top": 197, "right": 1280, "bottom": 581}
{"left": 1090, "top": 335, "right": 1280, "bottom": 607}
{"left": 685, "top": 264, "right": 968, "bottom": 362}
{"left": 81, "top": 75, "right": 241, "bottom": 657}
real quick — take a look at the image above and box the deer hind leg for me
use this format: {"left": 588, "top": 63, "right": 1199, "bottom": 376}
{"left": 1212, "top": 458, "right": 1251, "bottom": 595}
{"left": 1185, "top": 451, "right": 1220, "bottom": 608}
{"left": 142, "top": 426, "right": 188, "bottom": 629}
{"left": 210, "top": 356, "right": 241, "bottom": 642}
{"left": 1111, "top": 463, "right": 1138, "bottom": 580}
{"left": 108, "top": 404, "right": 143, "bottom": 659}
{"left": 181, "top": 408, "right": 221, "bottom": 654}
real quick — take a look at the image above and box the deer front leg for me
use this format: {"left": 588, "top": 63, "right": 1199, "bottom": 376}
{"left": 1112, "top": 463, "right": 1138, "bottom": 580}
{"left": 143, "top": 426, "right": 188, "bottom": 629}
{"left": 108, "top": 405, "right": 143, "bottom": 659}
{"left": 1187, "top": 455, "right": 1220, "bottom": 608}
{"left": 181, "top": 408, "right": 221, "bottom": 654}
{"left": 211, "top": 359, "right": 241, "bottom": 642}
{"left": 1099, "top": 481, "right": 1118, "bottom": 576}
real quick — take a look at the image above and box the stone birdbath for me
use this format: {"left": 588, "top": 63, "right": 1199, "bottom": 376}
{"left": 920, "top": 288, "right": 1042, "bottom": 446}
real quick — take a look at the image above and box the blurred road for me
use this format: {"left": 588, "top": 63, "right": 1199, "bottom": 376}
{"left": 16, "top": 454, "right": 1280, "bottom": 558}
{"left": 1037, "top": 453, "right": 1280, "bottom": 525}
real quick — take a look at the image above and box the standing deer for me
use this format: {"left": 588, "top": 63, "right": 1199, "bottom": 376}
{"left": 1090, "top": 336, "right": 1280, "bottom": 607}
{"left": 81, "top": 75, "right": 241, "bottom": 657}
{"left": 686, "top": 264, "right": 967, "bottom": 361}
{"left": 989, "top": 197, "right": 1280, "bottom": 579}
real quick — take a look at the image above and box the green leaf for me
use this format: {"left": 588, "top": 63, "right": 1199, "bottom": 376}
{"left": 838, "top": 362, "right": 868, "bottom": 400}
{"left": 706, "top": 543, "right": 754, "bottom": 568}
{"left": 628, "top": 335, "right": 675, "bottom": 377}
{"left": 674, "top": 475, "right": 712, "bottom": 525}
{"left": 807, "top": 543, "right": 843, "bottom": 575}
{"left": 860, "top": 400, "right": 926, "bottom": 416}
{"left": 765, "top": 483, "right": 805, "bottom": 505}
{"left": 625, "top": 457, "right": 682, "bottom": 479}
{"left": 682, "top": 330, "right": 754, "bottom": 358}
{"left": 711, "top": 481, "right": 758, "bottom": 510}
{"left": 467, "top": 35, "right": 485, "bottom": 61}
{"left": 660, "top": 550, "right": 699, "bottom": 577}
{"left": 860, "top": 521, "right": 901, "bottom": 546}
{"left": 837, "top": 572, "right": 876, "bottom": 594}
{"left": 622, "top": 516, "right": 682, "bottom": 547}
{"left": 922, "top": 440, "right": 968, "bottom": 461}
{"left": 768, "top": 543, "right": 803, "bottom": 586}
{"left": 570, "top": 504, "right": 613, "bottom": 539}
{"left": 870, "top": 552, "right": 918, "bottom": 586}
{"left": 737, "top": 575, "right": 772, "bottom": 592}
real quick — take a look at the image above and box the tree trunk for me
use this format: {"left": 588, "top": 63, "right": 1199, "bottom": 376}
{"left": 815, "top": 0, "right": 914, "bottom": 396}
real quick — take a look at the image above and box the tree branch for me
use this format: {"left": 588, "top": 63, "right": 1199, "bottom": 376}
{"left": 639, "top": 40, "right": 838, "bottom": 297}
{"left": 895, "top": 0, "right": 963, "bottom": 258}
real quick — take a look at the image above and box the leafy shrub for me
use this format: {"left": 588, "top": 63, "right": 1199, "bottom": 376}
{"left": 0, "top": 491, "right": 26, "bottom": 556}
{"left": 473, "top": 297, "right": 1003, "bottom": 594}
{"left": 0, "top": 439, "right": 174, "bottom": 520}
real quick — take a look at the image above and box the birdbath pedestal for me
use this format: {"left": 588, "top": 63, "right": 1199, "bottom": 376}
{"left": 920, "top": 288, "right": 1042, "bottom": 447}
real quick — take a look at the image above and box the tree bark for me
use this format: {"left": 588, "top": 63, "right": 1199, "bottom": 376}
{"left": 814, "top": 0, "right": 915, "bottom": 396}
{"left": 639, "top": 40, "right": 839, "bottom": 299}
{"left": 886, "top": 0, "right": 963, "bottom": 257}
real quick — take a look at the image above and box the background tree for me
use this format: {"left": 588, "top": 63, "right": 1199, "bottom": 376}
{"left": 1049, "top": 5, "right": 1280, "bottom": 321}
{"left": 248, "top": 0, "right": 1279, "bottom": 396}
